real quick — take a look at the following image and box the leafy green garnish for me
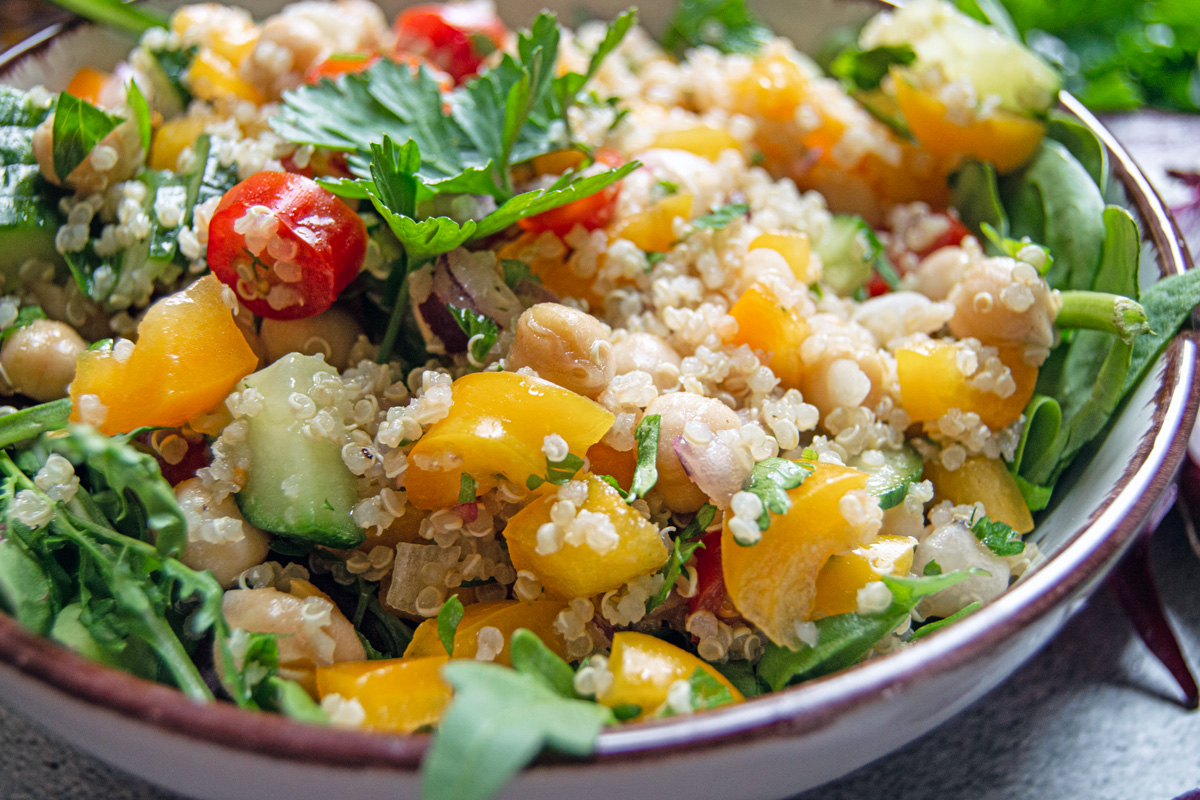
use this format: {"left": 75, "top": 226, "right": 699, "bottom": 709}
{"left": 0, "top": 305, "right": 46, "bottom": 342}
{"left": 971, "top": 515, "right": 1025, "bottom": 557}
{"left": 923, "top": 560, "right": 943, "bottom": 576}
{"left": 627, "top": 414, "right": 660, "bottom": 502}
{"left": 691, "top": 202, "right": 750, "bottom": 232}
{"left": 509, "top": 627, "right": 577, "bottom": 698}
{"left": 126, "top": 80, "right": 151, "bottom": 153}
{"left": 526, "top": 452, "right": 586, "bottom": 491}
{"left": 501, "top": 259, "right": 537, "bottom": 289}
{"left": 979, "top": 221, "right": 1053, "bottom": 275}
{"left": 742, "top": 457, "right": 815, "bottom": 532}
{"left": 661, "top": 0, "right": 772, "bottom": 58}
{"left": 40, "top": 0, "right": 168, "bottom": 35}
{"left": 687, "top": 667, "right": 737, "bottom": 711}
{"left": 0, "top": 400, "right": 72, "bottom": 449}
{"left": 829, "top": 44, "right": 916, "bottom": 91}
{"left": 422, "top": 658, "right": 613, "bottom": 800}
{"left": 756, "top": 570, "right": 978, "bottom": 690}
{"left": 646, "top": 503, "right": 717, "bottom": 611}
{"left": 51, "top": 92, "right": 123, "bottom": 182}
{"left": 448, "top": 304, "right": 500, "bottom": 366}
{"left": 437, "top": 593, "right": 465, "bottom": 656}
{"left": 910, "top": 600, "right": 982, "bottom": 641}
{"left": 459, "top": 473, "right": 477, "bottom": 504}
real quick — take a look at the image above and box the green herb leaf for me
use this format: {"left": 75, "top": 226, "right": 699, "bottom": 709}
{"left": 971, "top": 515, "right": 1025, "bottom": 557}
{"left": 910, "top": 600, "right": 982, "bottom": 641}
{"left": 687, "top": 666, "right": 736, "bottom": 711}
{"left": 1125, "top": 268, "right": 1200, "bottom": 395}
{"left": 437, "top": 593, "right": 465, "bottom": 656}
{"left": 51, "top": 92, "right": 123, "bottom": 182}
{"left": 126, "top": 80, "right": 152, "bottom": 153}
{"left": 459, "top": 473, "right": 477, "bottom": 504}
{"left": 951, "top": 160, "right": 1008, "bottom": 240}
{"left": 40, "top": 0, "right": 168, "bottom": 35}
{"left": 627, "top": 414, "right": 660, "bottom": 501}
{"left": 526, "top": 452, "right": 586, "bottom": 490}
{"left": 647, "top": 503, "right": 717, "bottom": 611}
{"left": 509, "top": 628, "right": 577, "bottom": 698}
{"left": 662, "top": 0, "right": 772, "bottom": 57}
{"left": 0, "top": 305, "right": 47, "bottom": 342}
{"left": 448, "top": 305, "right": 500, "bottom": 366}
{"left": 501, "top": 259, "right": 537, "bottom": 289}
{"left": 742, "top": 457, "right": 814, "bottom": 531}
{"left": 923, "top": 559, "right": 942, "bottom": 576}
{"left": 422, "top": 660, "right": 613, "bottom": 800}
{"left": 980, "top": 222, "right": 1053, "bottom": 275}
{"left": 692, "top": 202, "right": 749, "bottom": 232}
{"left": 829, "top": 45, "right": 916, "bottom": 91}
{"left": 0, "top": 537, "right": 53, "bottom": 634}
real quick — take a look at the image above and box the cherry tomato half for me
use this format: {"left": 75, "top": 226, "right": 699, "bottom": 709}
{"left": 206, "top": 171, "right": 367, "bottom": 321}
{"left": 688, "top": 530, "right": 727, "bottom": 617}
{"left": 518, "top": 149, "right": 626, "bottom": 237}
{"left": 393, "top": 1, "right": 507, "bottom": 85}
{"left": 305, "top": 53, "right": 380, "bottom": 84}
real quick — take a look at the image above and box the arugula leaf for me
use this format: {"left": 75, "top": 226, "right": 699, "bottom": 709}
{"left": 756, "top": 571, "right": 977, "bottom": 691}
{"left": 422, "top": 660, "right": 614, "bottom": 800}
{"left": 742, "top": 457, "right": 814, "bottom": 532}
{"left": 910, "top": 600, "right": 982, "bottom": 641}
{"left": 971, "top": 515, "right": 1025, "bottom": 557}
{"left": 830, "top": 45, "right": 916, "bottom": 91}
{"left": 0, "top": 536, "right": 53, "bottom": 634}
{"left": 51, "top": 92, "right": 123, "bottom": 182}
{"left": 126, "top": 80, "right": 151, "bottom": 153}
{"left": 509, "top": 628, "right": 577, "bottom": 698}
{"left": 691, "top": 202, "right": 749, "bottom": 232}
{"left": 437, "top": 593, "right": 465, "bottom": 655}
{"left": 448, "top": 305, "right": 500, "bottom": 366}
{"left": 662, "top": 0, "right": 772, "bottom": 57}
{"left": 626, "top": 414, "right": 660, "bottom": 501}
{"left": 647, "top": 503, "right": 717, "bottom": 612}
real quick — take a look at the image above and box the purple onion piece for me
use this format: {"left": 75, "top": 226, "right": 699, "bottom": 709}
{"left": 417, "top": 293, "right": 469, "bottom": 354}
{"left": 513, "top": 278, "right": 559, "bottom": 306}
{"left": 1106, "top": 499, "right": 1199, "bottom": 710}
{"left": 445, "top": 249, "right": 521, "bottom": 328}
{"left": 673, "top": 433, "right": 748, "bottom": 508}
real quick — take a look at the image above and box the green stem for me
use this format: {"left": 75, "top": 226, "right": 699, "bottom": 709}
{"left": 42, "top": 0, "right": 169, "bottom": 35}
{"left": 375, "top": 261, "right": 410, "bottom": 365}
{"left": 1056, "top": 290, "right": 1151, "bottom": 344}
{"left": 0, "top": 399, "right": 72, "bottom": 449}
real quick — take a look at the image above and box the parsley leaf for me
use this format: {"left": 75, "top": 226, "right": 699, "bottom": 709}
{"left": 829, "top": 44, "right": 916, "bottom": 92}
{"left": 971, "top": 515, "right": 1025, "bottom": 557}
{"left": 526, "top": 452, "right": 586, "bottom": 491}
{"left": 448, "top": 304, "right": 500, "bottom": 366}
{"left": 662, "top": 0, "right": 772, "bottom": 57}
{"left": 627, "top": 414, "right": 660, "bottom": 501}
{"left": 51, "top": 92, "right": 123, "bottom": 182}
{"left": 437, "top": 593, "right": 465, "bottom": 656}
{"left": 923, "top": 559, "right": 943, "bottom": 576}
{"left": 687, "top": 667, "right": 737, "bottom": 711}
{"left": 647, "top": 503, "right": 717, "bottom": 611}
{"left": 742, "top": 457, "right": 815, "bottom": 532}
{"left": 0, "top": 305, "right": 45, "bottom": 342}
{"left": 691, "top": 202, "right": 749, "bottom": 232}
{"left": 422, "top": 660, "right": 613, "bottom": 800}
{"left": 501, "top": 259, "right": 538, "bottom": 289}
{"left": 458, "top": 473, "right": 477, "bottom": 504}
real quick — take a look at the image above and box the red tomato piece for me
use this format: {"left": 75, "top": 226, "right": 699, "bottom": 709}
{"left": 688, "top": 530, "right": 727, "bottom": 617}
{"left": 393, "top": 1, "right": 507, "bottom": 84}
{"left": 206, "top": 172, "right": 367, "bottom": 321}
{"left": 915, "top": 214, "right": 971, "bottom": 259}
{"left": 518, "top": 149, "right": 626, "bottom": 237}
{"left": 305, "top": 53, "right": 380, "bottom": 84}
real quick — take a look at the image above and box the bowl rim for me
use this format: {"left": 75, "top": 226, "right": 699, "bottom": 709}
{"left": 0, "top": 16, "right": 1197, "bottom": 775}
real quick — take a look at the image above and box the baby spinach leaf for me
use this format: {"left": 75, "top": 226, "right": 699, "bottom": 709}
{"left": 661, "top": 0, "right": 771, "bottom": 57}
{"left": 509, "top": 628, "right": 577, "bottom": 698}
{"left": 437, "top": 593, "right": 465, "bottom": 655}
{"left": 1092, "top": 206, "right": 1140, "bottom": 299}
{"left": 951, "top": 160, "right": 1008, "bottom": 240}
{"left": 126, "top": 80, "right": 151, "bottom": 153}
{"left": 51, "top": 92, "right": 123, "bottom": 182}
{"left": 757, "top": 571, "right": 977, "bottom": 691}
{"left": 1046, "top": 111, "right": 1107, "bottom": 193}
{"left": 1124, "top": 268, "right": 1200, "bottom": 395}
{"left": 423, "top": 660, "right": 614, "bottom": 800}
{"left": 710, "top": 659, "right": 765, "bottom": 698}
{"left": 39, "top": 0, "right": 168, "bottom": 35}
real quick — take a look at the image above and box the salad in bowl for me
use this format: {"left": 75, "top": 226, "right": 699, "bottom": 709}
{"left": 0, "top": 0, "right": 1196, "bottom": 798}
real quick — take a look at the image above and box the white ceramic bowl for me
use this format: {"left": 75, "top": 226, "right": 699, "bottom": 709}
{"left": 1, "top": 3, "right": 1196, "bottom": 798}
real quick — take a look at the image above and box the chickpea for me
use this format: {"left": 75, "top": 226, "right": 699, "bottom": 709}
{"left": 259, "top": 305, "right": 363, "bottom": 370}
{"left": 645, "top": 392, "right": 740, "bottom": 513}
{"left": 612, "top": 332, "right": 682, "bottom": 392}
{"left": 0, "top": 320, "right": 86, "bottom": 402}
{"left": 221, "top": 584, "right": 365, "bottom": 695}
{"left": 506, "top": 303, "right": 614, "bottom": 398}
{"left": 913, "top": 246, "right": 970, "bottom": 302}
{"left": 947, "top": 256, "right": 1058, "bottom": 362}
{"left": 912, "top": 521, "right": 1009, "bottom": 619}
{"left": 242, "top": 13, "right": 328, "bottom": 96}
{"left": 175, "top": 478, "right": 271, "bottom": 588}
{"left": 797, "top": 315, "right": 884, "bottom": 418}
{"left": 279, "top": 0, "right": 389, "bottom": 54}
{"left": 33, "top": 117, "right": 143, "bottom": 195}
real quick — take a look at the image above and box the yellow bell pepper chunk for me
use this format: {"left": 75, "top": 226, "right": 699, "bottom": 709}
{"left": 726, "top": 283, "right": 810, "bottom": 388}
{"left": 496, "top": 231, "right": 606, "bottom": 309}
{"left": 65, "top": 67, "right": 108, "bottom": 105}
{"left": 188, "top": 49, "right": 265, "bottom": 105}
{"left": 613, "top": 193, "right": 693, "bottom": 253}
{"left": 892, "top": 73, "right": 1045, "bottom": 175}
{"left": 895, "top": 339, "right": 1037, "bottom": 430}
{"left": 598, "top": 632, "right": 743, "bottom": 717}
{"left": 811, "top": 534, "right": 917, "bottom": 619}
{"left": 504, "top": 473, "right": 669, "bottom": 599}
{"left": 405, "top": 372, "right": 614, "bottom": 510}
{"left": 722, "top": 462, "right": 872, "bottom": 647}
{"left": 750, "top": 232, "right": 816, "bottom": 284}
{"left": 650, "top": 126, "right": 742, "bottom": 161}
{"left": 315, "top": 656, "right": 451, "bottom": 733}
{"left": 404, "top": 599, "right": 569, "bottom": 664}
{"left": 171, "top": 6, "right": 260, "bottom": 67}
{"left": 70, "top": 275, "right": 259, "bottom": 435}
{"left": 735, "top": 52, "right": 811, "bottom": 122}
{"left": 924, "top": 455, "right": 1034, "bottom": 533}
{"left": 149, "top": 116, "right": 210, "bottom": 171}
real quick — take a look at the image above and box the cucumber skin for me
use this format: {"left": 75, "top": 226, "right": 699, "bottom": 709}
{"left": 236, "top": 354, "right": 364, "bottom": 548}
{"left": 849, "top": 445, "right": 923, "bottom": 511}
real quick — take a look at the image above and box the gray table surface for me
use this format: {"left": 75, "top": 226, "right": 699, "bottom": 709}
{"left": 3, "top": 115, "right": 1200, "bottom": 800}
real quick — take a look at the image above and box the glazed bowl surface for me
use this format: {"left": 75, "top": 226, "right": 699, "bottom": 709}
{"left": 0, "top": 2, "right": 1196, "bottom": 798}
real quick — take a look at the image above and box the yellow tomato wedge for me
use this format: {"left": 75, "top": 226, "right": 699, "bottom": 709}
{"left": 750, "top": 232, "right": 815, "bottom": 283}
{"left": 614, "top": 193, "right": 693, "bottom": 253}
{"left": 811, "top": 534, "right": 917, "bottom": 619}
{"left": 895, "top": 339, "right": 1037, "bottom": 430}
{"left": 70, "top": 275, "right": 258, "bottom": 435}
{"left": 650, "top": 127, "right": 742, "bottom": 161}
{"left": 315, "top": 656, "right": 451, "bottom": 733}
{"left": 598, "top": 632, "right": 743, "bottom": 718}
{"left": 726, "top": 283, "right": 809, "bottom": 388}
{"left": 188, "top": 49, "right": 265, "bottom": 105}
{"left": 722, "top": 462, "right": 873, "bottom": 647}
{"left": 404, "top": 599, "right": 569, "bottom": 664}
{"left": 404, "top": 372, "right": 614, "bottom": 509}
{"left": 924, "top": 455, "right": 1034, "bottom": 533}
{"left": 504, "top": 473, "right": 669, "bottom": 599}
